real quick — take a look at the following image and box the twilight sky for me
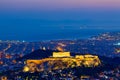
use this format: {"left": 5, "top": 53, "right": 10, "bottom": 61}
{"left": 0, "top": 0, "right": 120, "bottom": 41}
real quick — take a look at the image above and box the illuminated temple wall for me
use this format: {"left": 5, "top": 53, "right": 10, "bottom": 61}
{"left": 53, "top": 52, "right": 70, "bottom": 57}
{"left": 75, "top": 55, "right": 99, "bottom": 59}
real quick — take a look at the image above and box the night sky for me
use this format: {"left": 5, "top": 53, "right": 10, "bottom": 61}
{"left": 0, "top": 0, "right": 120, "bottom": 41}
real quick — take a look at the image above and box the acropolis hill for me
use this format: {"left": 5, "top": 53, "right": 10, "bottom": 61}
{"left": 23, "top": 52, "right": 101, "bottom": 73}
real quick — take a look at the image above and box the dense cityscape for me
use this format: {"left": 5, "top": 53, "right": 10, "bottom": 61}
{"left": 1, "top": 0, "right": 120, "bottom": 79}
{"left": 0, "top": 32, "right": 120, "bottom": 80}
{"left": 0, "top": 32, "right": 120, "bottom": 55}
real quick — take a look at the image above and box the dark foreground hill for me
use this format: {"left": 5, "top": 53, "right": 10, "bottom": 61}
{"left": 17, "top": 49, "right": 58, "bottom": 60}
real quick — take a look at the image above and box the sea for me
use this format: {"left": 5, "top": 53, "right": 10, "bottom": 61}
{"left": 0, "top": 29, "right": 119, "bottom": 42}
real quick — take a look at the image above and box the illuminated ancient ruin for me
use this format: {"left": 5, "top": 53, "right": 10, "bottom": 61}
{"left": 53, "top": 52, "right": 70, "bottom": 57}
{"left": 23, "top": 52, "right": 101, "bottom": 73}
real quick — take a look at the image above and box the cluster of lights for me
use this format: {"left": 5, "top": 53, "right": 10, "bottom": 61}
{"left": 114, "top": 42, "right": 120, "bottom": 46}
